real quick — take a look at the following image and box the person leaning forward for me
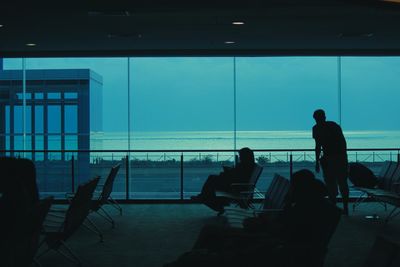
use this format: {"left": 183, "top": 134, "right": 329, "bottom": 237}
{"left": 312, "top": 109, "right": 349, "bottom": 215}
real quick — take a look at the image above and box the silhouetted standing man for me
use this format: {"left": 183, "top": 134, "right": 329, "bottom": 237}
{"left": 312, "top": 109, "right": 349, "bottom": 215}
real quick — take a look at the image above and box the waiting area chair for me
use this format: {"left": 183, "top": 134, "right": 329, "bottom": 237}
{"left": 215, "top": 163, "right": 263, "bottom": 212}
{"left": 63, "top": 163, "right": 122, "bottom": 241}
{"left": 353, "top": 161, "right": 400, "bottom": 223}
{"left": 37, "top": 177, "right": 100, "bottom": 266}
{"left": 224, "top": 173, "right": 290, "bottom": 228}
{"left": 30, "top": 196, "right": 54, "bottom": 267}
{"left": 90, "top": 163, "right": 122, "bottom": 227}
{"left": 353, "top": 161, "right": 397, "bottom": 212}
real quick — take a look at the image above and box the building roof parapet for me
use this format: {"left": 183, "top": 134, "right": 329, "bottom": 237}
{"left": 0, "top": 69, "right": 102, "bottom": 84}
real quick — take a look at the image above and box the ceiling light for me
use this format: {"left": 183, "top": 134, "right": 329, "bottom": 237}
{"left": 89, "top": 11, "right": 132, "bottom": 17}
{"left": 26, "top": 43, "right": 37, "bottom": 47}
{"left": 224, "top": 41, "right": 235, "bottom": 44}
{"left": 0, "top": 25, "right": 3, "bottom": 28}
{"left": 232, "top": 21, "right": 245, "bottom": 25}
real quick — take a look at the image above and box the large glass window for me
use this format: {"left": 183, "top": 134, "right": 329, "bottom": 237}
{"left": 129, "top": 57, "right": 234, "bottom": 198}
{"left": 342, "top": 57, "right": 400, "bottom": 149}
{"left": 2, "top": 56, "right": 399, "bottom": 199}
{"left": 236, "top": 57, "right": 339, "bottom": 185}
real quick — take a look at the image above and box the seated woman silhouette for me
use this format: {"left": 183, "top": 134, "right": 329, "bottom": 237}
{"left": 191, "top": 147, "right": 255, "bottom": 212}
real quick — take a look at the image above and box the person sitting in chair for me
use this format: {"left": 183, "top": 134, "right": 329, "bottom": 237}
{"left": 191, "top": 147, "right": 255, "bottom": 212}
{"left": 167, "top": 169, "right": 341, "bottom": 267}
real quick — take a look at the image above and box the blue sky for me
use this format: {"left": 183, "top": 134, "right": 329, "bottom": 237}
{"left": 4, "top": 57, "right": 400, "bottom": 132}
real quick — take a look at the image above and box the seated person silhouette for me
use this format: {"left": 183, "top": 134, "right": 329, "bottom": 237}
{"left": 166, "top": 169, "right": 341, "bottom": 267}
{"left": 191, "top": 147, "right": 255, "bottom": 213}
{"left": 0, "top": 157, "right": 41, "bottom": 267}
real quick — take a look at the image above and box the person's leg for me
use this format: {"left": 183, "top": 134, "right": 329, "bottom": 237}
{"left": 200, "top": 175, "right": 218, "bottom": 197}
{"left": 196, "top": 174, "right": 231, "bottom": 212}
{"left": 191, "top": 175, "right": 219, "bottom": 201}
{"left": 337, "top": 161, "right": 350, "bottom": 215}
{"left": 321, "top": 164, "right": 338, "bottom": 205}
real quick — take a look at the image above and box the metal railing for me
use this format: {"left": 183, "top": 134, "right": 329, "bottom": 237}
{"left": 2, "top": 148, "right": 399, "bottom": 200}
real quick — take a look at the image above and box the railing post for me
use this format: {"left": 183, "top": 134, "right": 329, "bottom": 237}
{"left": 356, "top": 152, "right": 358, "bottom": 162}
{"left": 397, "top": 151, "right": 400, "bottom": 163}
{"left": 180, "top": 153, "right": 184, "bottom": 200}
{"left": 373, "top": 152, "right": 375, "bottom": 163}
{"left": 71, "top": 155, "right": 75, "bottom": 193}
{"left": 125, "top": 155, "right": 129, "bottom": 200}
{"left": 289, "top": 153, "right": 293, "bottom": 180}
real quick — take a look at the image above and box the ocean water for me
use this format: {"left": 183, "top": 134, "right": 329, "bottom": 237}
{"left": 82, "top": 130, "right": 400, "bottom": 163}
{"left": 91, "top": 130, "right": 400, "bottom": 151}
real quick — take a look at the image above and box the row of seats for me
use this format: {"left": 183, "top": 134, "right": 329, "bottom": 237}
{"left": 0, "top": 157, "right": 122, "bottom": 267}
{"left": 223, "top": 171, "right": 400, "bottom": 267}
{"left": 353, "top": 161, "right": 400, "bottom": 223}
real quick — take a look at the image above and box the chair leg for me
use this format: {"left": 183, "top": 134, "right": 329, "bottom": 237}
{"left": 84, "top": 217, "right": 104, "bottom": 242}
{"left": 36, "top": 240, "right": 82, "bottom": 267}
{"left": 97, "top": 207, "right": 115, "bottom": 228}
{"left": 384, "top": 206, "right": 400, "bottom": 224}
{"left": 108, "top": 196, "right": 123, "bottom": 215}
{"left": 373, "top": 201, "right": 388, "bottom": 210}
{"left": 57, "top": 240, "right": 82, "bottom": 267}
{"left": 352, "top": 192, "right": 367, "bottom": 211}
{"left": 35, "top": 247, "right": 52, "bottom": 260}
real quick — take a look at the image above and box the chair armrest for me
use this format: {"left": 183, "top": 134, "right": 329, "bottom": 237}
{"left": 45, "top": 215, "right": 65, "bottom": 223}
{"left": 230, "top": 183, "right": 255, "bottom": 189}
{"left": 224, "top": 206, "right": 254, "bottom": 213}
{"left": 42, "top": 221, "right": 64, "bottom": 233}
{"left": 44, "top": 212, "right": 65, "bottom": 226}
{"left": 230, "top": 183, "right": 256, "bottom": 194}
{"left": 65, "top": 192, "right": 75, "bottom": 200}
{"left": 49, "top": 207, "right": 68, "bottom": 213}
{"left": 255, "top": 208, "right": 284, "bottom": 213}
{"left": 215, "top": 191, "right": 238, "bottom": 199}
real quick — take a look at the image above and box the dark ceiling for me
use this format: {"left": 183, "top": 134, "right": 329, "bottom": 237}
{"left": 1, "top": 0, "right": 400, "bottom": 57}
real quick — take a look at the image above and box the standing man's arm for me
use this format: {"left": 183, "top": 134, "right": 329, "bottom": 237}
{"left": 315, "top": 141, "right": 321, "bottom": 173}
{"left": 312, "top": 127, "right": 321, "bottom": 173}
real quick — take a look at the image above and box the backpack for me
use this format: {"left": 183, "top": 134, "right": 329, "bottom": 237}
{"left": 348, "top": 162, "right": 378, "bottom": 188}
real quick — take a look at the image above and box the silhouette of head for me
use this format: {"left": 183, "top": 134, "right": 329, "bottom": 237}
{"left": 291, "top": 169, "right": 328, "bottom": 203}
{"left": 313, "top": 109, "right": 326, "bottom": 124}
{"left": 238, "top": 147, "right": 255, "bottom": 166}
